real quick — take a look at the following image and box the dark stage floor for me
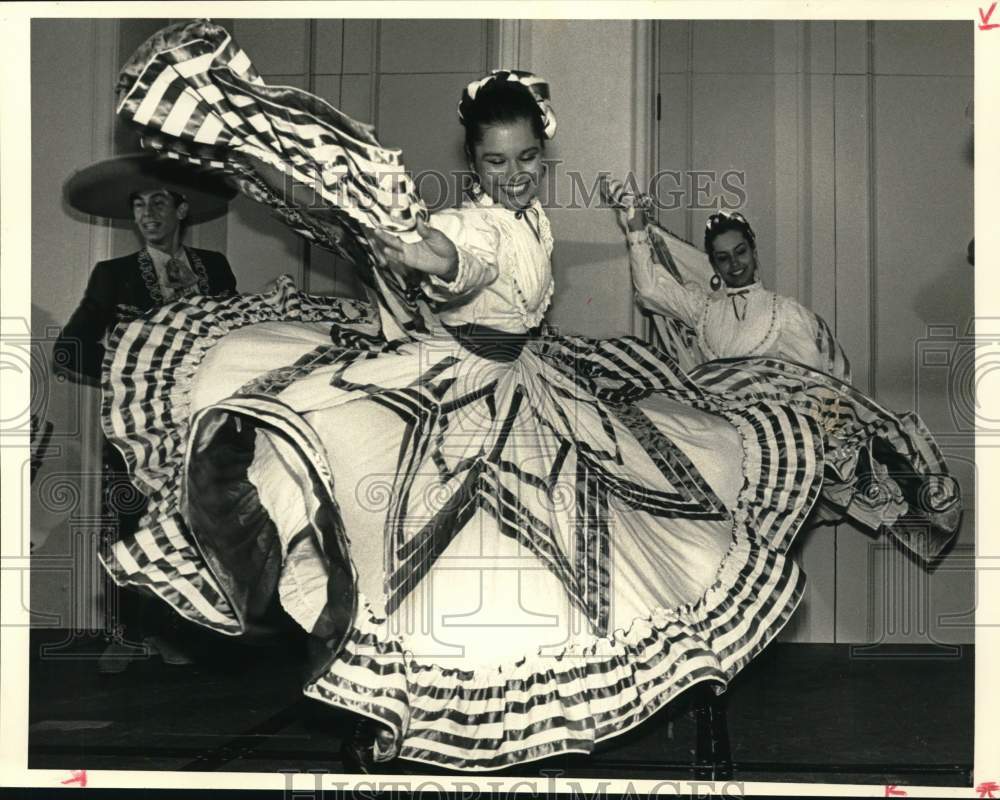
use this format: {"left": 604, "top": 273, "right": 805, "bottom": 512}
{"left": 27, "top": 630, "right": 974, "bottom": 786}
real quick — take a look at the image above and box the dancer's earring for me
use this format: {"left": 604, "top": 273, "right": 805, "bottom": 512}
{"left": 710, "top": 273, "right": 723, "bottom": 291}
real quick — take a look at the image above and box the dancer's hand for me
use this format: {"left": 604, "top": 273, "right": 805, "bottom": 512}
{"left": 371, "top": 218, "right": 459, "bottom": 280}
{"left": 602, "top": 178, "right": 648, "bottom": 234}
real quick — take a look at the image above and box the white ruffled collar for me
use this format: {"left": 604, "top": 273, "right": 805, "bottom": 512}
{"left": 465, "top": 192, "right": 543, "bottom": 217}
{"left": 724, "top": 279, "right": 764, "bottom": 296}
{"left": 465, "top": 191, "right": 551, "bottom": 257}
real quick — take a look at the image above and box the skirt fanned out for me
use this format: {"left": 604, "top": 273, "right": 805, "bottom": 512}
{"left": 101, "top": 18, "right": 962, "bottom": 771}
{"left": 101, "top": 292, "right": 960, "bottom": 770}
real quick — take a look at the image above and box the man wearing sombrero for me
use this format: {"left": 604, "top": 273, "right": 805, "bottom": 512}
{"left": 54, "top": 153, "right": 238, "bottom": 671}
{"left": 54, "top": 153, "right": 238, "bottom": 382}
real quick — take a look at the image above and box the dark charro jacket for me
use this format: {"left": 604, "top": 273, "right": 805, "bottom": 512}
{"left": 53, "top": 247, "right": 237, "bottom": 384}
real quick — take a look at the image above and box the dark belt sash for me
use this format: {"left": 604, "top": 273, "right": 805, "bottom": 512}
{"left": 444, "top": 322, "right": 533, "bottom": 362}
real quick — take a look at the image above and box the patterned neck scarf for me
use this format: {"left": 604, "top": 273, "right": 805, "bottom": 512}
{"left": 147, "top": 246, "right": 197, "bottom": 296}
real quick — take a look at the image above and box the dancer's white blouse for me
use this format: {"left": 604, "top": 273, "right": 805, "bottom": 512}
{"left": 423, "top": 195, "right": 554, "bottom": 333}
{"left": 627, "top": 227, "right": 835, "bottom": 372}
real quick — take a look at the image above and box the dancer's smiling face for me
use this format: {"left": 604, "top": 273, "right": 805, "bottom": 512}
{"left": 470, "top": 118, "right": 543, "bottom": 212}
{"left": 709, "top": 230, "right": 758, "bottom": 288}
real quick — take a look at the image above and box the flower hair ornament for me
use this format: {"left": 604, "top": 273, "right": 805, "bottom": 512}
{"left": 704, "top": 210, "right": 757, "bottom": 249}
{"left": 457, "top": 70, "right": 558, "bottom": 140}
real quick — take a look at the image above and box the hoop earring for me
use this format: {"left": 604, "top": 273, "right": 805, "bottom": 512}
{"left": 710, "top": 273, "right": 722, "bottom": 291}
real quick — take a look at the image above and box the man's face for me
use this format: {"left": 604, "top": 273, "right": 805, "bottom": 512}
{"left": 131, "top": 188, "right": 188, "bottom": 250}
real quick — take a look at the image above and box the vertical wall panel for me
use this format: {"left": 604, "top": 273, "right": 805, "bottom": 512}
{"left": 872, "top": 22, "right": 973, "bottom": 76}
{"left": 808, "top": 22, "right": 836, "bottom": 75}
{"left": 835, "top": 22, "right": 868, "bottom": 75}
{"left": 377, "top": 72, "right": 482, "bottom": 211}
{"left": 873, "top": 75, "right": 973, "bottom": 413}
{"left": 31, "top": 20, "right": 118, "bottom": 628}
{"left": 379, "top": 20, "right": 486, "bottom": 74}
{"left": 231, "top": 19, "right": 309, "bottom": 75}
{"left": 654, "top": 72, "right": 691, "bottom": 238}
{"left": 806, "top": 74, "right": 836, "bottom": 322}
{"left": 691, "top": 21, "right": 775, "bottom": 74}
{"left": 655, "top": 20, "right": 973, "bottom": 644}
{"left": 342, "top": 20, "right": 375, "bottom": 74}
{"left": 312, "top": 74, "right": 343, "bottom": 108}
{"left": 833, "top": 75, "right": 873, "bottom": 396}
{"left": 773, "top": 70, "right": 802, "bottom": 300}
{"left": 781, "top": 524, "right": 838, "bottom": 643}
{"left": 868, "top": 72, "right": 974, "bottom": 645}
{"left": 313, "top": 19, "right": 345, "bottom": 74}
{"left": 832, "top": 72, "right": 875, "bottom": 643}
{"left": 691, "top": 74, "right": 776, "bottom": 289}
{"left": 525, "top": 20, "right": 639, "bottom": 339}
{"left": 339, "top": 74, "right": 373, "bottom": 121}
{"left": 227, "top": 198, "right": 306, "bottom": 293}
{"left": 658, "top": 20, "right": 689, "bottom": 74}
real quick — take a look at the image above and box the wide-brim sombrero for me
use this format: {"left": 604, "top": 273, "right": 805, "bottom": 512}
{"left": 65, "top": 153, "right": 236, "bottom": 223}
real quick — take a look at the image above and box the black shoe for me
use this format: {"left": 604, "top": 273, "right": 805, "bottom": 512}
{"left": 97, "top": 640, "right": 150, "bottom": 675}
{"left": 143, "top": 634, "right": 197, "bottom": 666}
{"left": 340, "top": 718, "right": 394, "bottom": 774}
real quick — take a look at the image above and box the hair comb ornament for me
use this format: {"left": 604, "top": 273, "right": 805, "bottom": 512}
{"left": 705, "top": 210, "right": 757, "bottom": 250}
{"left": 457, "top": 70, "right": 557, "bottom": 139}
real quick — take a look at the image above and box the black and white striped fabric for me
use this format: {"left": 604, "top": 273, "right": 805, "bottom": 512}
{"left": 99, "top": 20, "right": 961, "bottom": 772}
{"left": 116, "top": 18, "right": 439, "bottom": 338}
{"left": 116, "top": 19, "right": 424, "bottom": 239}
{"left": 99, "top": 276, "right": 378, "bottom": 630}
{"left": 99, "top": 288, "right": 957, "bottom": 769}
{"left": 688, "top": 356, "right": 961, "bottom": 558}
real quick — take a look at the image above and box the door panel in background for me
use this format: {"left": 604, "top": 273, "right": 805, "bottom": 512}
{"left": 654, "top": 20, "right": 974, "bottom": 644}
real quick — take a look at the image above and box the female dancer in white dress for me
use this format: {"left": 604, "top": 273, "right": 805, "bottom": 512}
{"left": 605, "top": 180, "right": 850, "bottom": 381}
{"left": 101, "top": 20, "right": 961, "bottom": 772}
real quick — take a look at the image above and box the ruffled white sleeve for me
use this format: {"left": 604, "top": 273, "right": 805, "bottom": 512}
{"left": 775, "top": 297, "right": 852, "bottom": 382}
{"left": 423, "top": 209, "right": 501, "bottom": 300}
{"left": 627, "top": 228, "right": 707, "bottom": 327}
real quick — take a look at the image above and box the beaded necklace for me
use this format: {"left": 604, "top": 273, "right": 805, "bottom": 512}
{"left": 698, "top": 283, "right": 779, "bottom": 360}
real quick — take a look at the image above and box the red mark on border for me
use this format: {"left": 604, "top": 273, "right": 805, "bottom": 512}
{"left": 977, "top": 781, "right": 1000, "bottom": 798}
{"left": 61, "top": 769, "right": 87, "bottom": 787}
{"left": 585, "top": 297, "right": 593, "bottom": 305}
{"left": 884, "top": 787, "right": 906, "bottom": 798}
{"left": 980, "top": 2, "right": 999, "bottom": 30}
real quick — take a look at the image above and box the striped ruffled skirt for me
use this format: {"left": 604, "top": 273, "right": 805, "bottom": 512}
{"left": 100, "top": 277, "right": 958, "bottom": 770}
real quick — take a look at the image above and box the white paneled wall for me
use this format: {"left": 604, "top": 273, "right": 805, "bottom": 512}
{"left": 655, "top": 21, "right": 974, "bottom": 644}
{"left": 521, "top": 20, "right": 649, "bottom": 339}
{"left": 30, "top": 20, "right": 119, "bottom": 628}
